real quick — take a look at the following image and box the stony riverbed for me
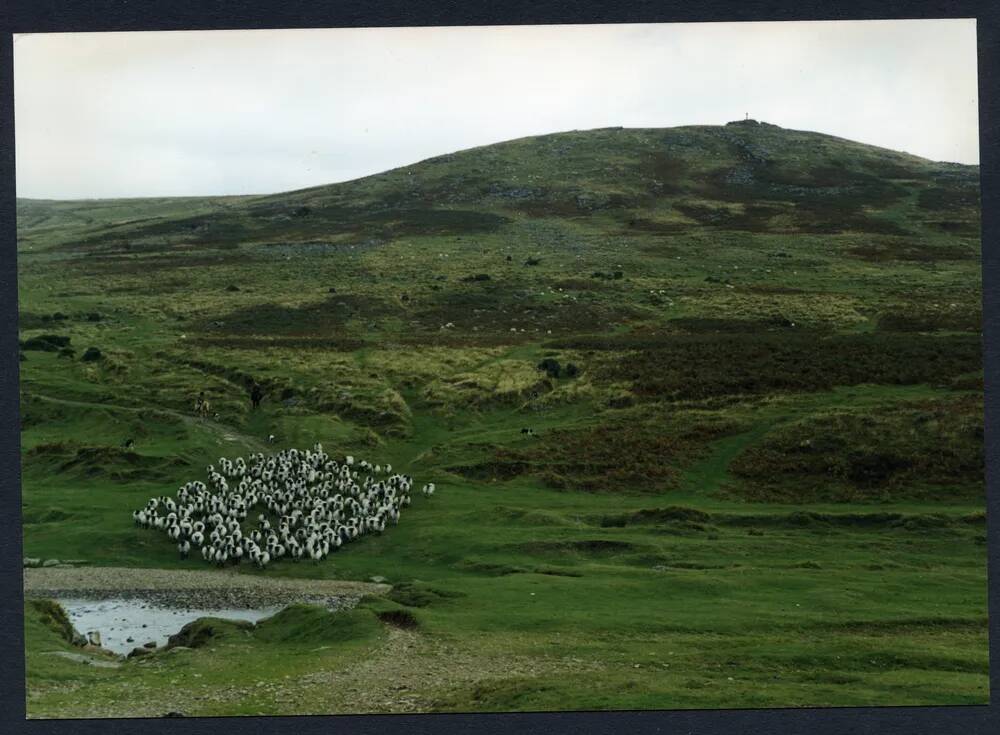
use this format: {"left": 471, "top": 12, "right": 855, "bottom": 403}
{"left": 59, "top": 598, "right": 282, "bottom": 655}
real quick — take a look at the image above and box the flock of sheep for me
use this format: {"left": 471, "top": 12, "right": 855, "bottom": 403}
{"left": 132, "top": 443, "right": 435, "bottom": 569}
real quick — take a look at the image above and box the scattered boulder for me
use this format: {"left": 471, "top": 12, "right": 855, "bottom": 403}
{"left": 127, "top": 647, "right": 151, "bottom": 659}
{"left": 370, "top": 575, "right": 388, "bottom": 584}
{"left": 41, "top": 559, "right": 61, "bottom": 567}
{"left": 225, "top": 284, "right": 240, "bottom": 292}
{"left": 143, "top": 641, "right": 157, "bottom": 649}
{"left": 23, "top": 557, "right": 41, "bottom": 567}
{"left": 81, "top": 347, "right": 103, "bottom": 362}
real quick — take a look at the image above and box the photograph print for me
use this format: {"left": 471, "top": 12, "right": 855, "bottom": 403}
{"left": 14, "top": 18, "right": 987, "bottom": 718}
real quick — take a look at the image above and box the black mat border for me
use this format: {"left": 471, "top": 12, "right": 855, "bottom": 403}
{"left": 0, "top": 2, "right": 996, "bottom": 733}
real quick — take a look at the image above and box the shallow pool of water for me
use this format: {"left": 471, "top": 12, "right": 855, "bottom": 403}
{"left": 60, "top": 598, "right": 282, "bottom": 656}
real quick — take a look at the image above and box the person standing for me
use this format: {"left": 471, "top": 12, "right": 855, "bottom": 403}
{"left": 250, "top": 383, "right": 264, "bottom": 410}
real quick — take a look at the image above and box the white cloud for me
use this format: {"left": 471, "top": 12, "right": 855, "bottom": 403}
{"left": 14, "top": 19, "right": 979, "bottom": 199}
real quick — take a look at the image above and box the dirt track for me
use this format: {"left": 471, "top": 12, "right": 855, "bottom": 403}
{"left": 24, "top": 566, "right": 389, "bottom": 609}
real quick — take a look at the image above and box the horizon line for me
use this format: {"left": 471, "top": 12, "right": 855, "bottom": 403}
{"left": 16, "top": 121, "right": 981, "bottom": 203}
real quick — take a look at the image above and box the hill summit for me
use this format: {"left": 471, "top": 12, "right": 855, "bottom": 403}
{"left": 18, "top": 122, "right": 980, "bottom": 253}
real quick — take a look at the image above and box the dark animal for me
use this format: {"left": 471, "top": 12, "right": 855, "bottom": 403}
{"left": 195, "top": 392, "right": 210, "bottom": 418}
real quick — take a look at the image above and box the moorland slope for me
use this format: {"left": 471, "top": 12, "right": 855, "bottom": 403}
{"left": 17, "top": 121, "right": 987, "bottom": 715}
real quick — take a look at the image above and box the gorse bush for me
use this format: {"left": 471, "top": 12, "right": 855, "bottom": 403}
{"left": 20, "top": 334, "right": 71, "bottom": 352}
{"left": 537, "top": 358, "right": 561, "bottom": 378}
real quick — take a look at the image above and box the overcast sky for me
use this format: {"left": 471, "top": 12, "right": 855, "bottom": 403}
{"left": 14, "top": 19, "right": 979, "bottom": 200}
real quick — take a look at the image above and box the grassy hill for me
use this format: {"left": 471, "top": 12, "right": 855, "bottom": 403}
{"left": 19, "top": 121, "right": 981, "bottom": 246}
{"left": 17, "top": 122, "right": 987, "bottom": 715}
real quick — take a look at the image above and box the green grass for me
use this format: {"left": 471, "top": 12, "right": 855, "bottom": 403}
{"left": 17, "top": 122, "right": 986, "bottom": 717}
{"left": 25, "top": 601, "right": 389, "bottom": 718}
